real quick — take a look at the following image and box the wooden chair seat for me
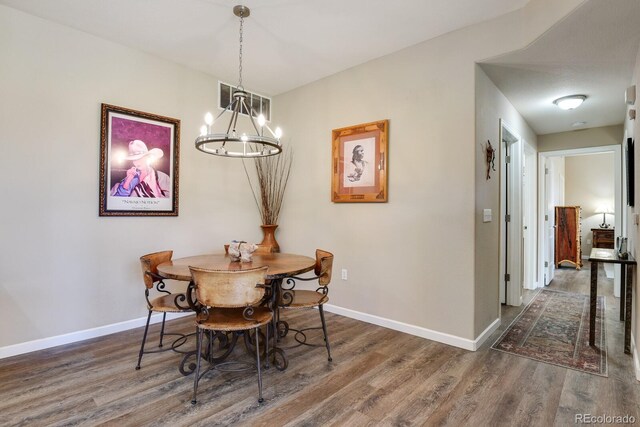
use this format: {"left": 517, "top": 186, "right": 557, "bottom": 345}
{"left": 285, "top": 290, "right": 329, "bottom": 309}
{"left": 149, "top": 293, "right": 188, "bottom": 313}
{"left": 197, "top": 307, "right": 272, "bottom": 332}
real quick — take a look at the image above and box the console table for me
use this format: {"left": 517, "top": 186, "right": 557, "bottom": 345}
{"left": 588, "top": 248, "right": 636, "bottom": 354}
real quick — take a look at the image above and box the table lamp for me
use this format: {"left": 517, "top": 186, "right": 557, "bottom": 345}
{"left": 595, "top": 206, "right": 613, "bottom": 228}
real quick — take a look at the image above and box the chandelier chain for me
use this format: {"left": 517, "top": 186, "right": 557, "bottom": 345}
{"left": 238, "top": 14, "right": 244, "bottom": 90}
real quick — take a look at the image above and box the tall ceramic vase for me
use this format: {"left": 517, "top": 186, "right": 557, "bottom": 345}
{"left": 259, "top": 224, "right": 280, "bottom": 253}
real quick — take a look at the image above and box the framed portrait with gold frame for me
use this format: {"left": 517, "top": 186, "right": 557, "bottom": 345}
{"left": 331, "top": 120, "right": 388, "bottom": 203}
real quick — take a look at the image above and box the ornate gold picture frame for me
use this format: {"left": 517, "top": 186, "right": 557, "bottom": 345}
{"left": 99, "top": 104, "right": 180, "bottom": 216}
{"left": 331, "top": 120, "right": 388, "bottom": 203}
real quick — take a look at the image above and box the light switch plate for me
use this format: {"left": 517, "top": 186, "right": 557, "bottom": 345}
{"left": 483, "top": 209, "right": 492, "bottom": 223}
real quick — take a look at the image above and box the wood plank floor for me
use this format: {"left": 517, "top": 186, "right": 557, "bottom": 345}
{"left": 1, "top": 262, "right": 639, "bottom": 426}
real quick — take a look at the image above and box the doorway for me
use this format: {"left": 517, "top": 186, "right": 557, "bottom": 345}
{"left": 538, "top": 146, "right": 622, "bottom": 295}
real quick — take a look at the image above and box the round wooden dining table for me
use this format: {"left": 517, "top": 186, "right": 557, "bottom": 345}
{"left": 157, "top": 252, "right": 316, "bottom": 281}
{"left": 158, "top": 252, "right": 315, "bottom": 374}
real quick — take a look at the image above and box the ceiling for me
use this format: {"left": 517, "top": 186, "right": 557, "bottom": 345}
{"left": 2, "top": 0, "right": 639, "bottom": 136}
{"left": 0, "top": 0, "right": 528, "bottom": 96}
{"left": 481, "top": 0, "right": 640, "bottom": 135}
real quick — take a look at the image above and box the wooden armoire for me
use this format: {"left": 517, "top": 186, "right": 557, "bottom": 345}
{"left": 555, "top": 206, "right": 582, "bottom": 269}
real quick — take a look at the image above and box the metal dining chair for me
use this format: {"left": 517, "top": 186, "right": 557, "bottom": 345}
{"left": 278, "top": 249, "right": 334, "bottom": 361}
{"left": 189, "top": 265, "right": 272, "bottom": 404}
{"left": 136, "top": 250, "right": 191, "bottom": 370}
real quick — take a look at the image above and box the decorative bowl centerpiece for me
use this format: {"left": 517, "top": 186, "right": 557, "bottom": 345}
{"left": 228, "top": 240, "right": 258, "bottom": 262}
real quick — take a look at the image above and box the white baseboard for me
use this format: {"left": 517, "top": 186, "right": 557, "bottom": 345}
{"left": 474, "top": 318, "right": 502, "bottom": 350}
{"left": 0, "top": 312, "right": 192, "bottom": 359}
{"left": 323, "top": 304, "right": 500, "bottom": 351}
{"left": 632, "top": 335, "right": 640, "bottom": 382}
{"left": 2, "top": 304, "right": 503, "bottom": 358}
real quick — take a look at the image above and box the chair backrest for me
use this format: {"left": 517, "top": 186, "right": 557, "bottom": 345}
{"left": 314, "top": 249, "right": 334, "bottom": 286}
{"left": 189, "top": 266, "right": 268, "bottom": 308}
{"left": 140, "top": 250, "right": 173, "bottom": 289}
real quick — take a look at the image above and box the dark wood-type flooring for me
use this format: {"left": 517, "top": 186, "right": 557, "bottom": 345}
{"left": 1, "top": 262, "right": 639, "bottom": 426}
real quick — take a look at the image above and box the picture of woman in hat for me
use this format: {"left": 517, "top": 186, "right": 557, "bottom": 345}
{"left": 110, "top": 140, "right": 170, "bottom": 198}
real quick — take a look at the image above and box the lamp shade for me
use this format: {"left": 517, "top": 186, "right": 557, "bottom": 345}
{"left": 595, "top": 206, "right": 613, "bottom": 214}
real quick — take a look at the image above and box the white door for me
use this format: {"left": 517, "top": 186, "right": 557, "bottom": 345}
{"left": 544, "top": 158, "right": 555, "bottom": 285}
{"left": 522, "top": 144, "right": 537, "bottom": 289}
{"left": 543, "top": 156, "right": 566, "bottom": 285}
{"left": 500, "top": 119, "right": 523, "bottom": 305}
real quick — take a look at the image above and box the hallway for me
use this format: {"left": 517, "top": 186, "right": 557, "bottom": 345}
{"left": 508, "top": 261, "right": 620, "bottom": 347}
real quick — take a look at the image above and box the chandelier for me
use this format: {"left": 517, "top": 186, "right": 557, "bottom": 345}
{"left": 195, "top": 5, "right": 282, "bottom": 158}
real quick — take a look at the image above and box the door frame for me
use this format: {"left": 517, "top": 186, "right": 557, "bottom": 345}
{"left": 499, "top": 119, "right": 523, "bottom": 306}
{"left": 538, "top": 145, "right": 622, "bottom": 295}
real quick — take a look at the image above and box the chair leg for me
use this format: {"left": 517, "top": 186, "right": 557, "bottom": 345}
{"left": 265, "top": 321, "right": 271, "bottom": 369}
{"left": 136, "top": 310, "right": 153, "bottom": 370}
{"left": 208, "top": 330, "right": 213, "bottom": 362}
{"left": 255, "top": 327, "right": 264, "bottom": 403}
{"left": 159, "top": 312, "right": 167, "bottom": 348}
{"left": 318, "top": 305, "right": 332, "bottom": 361}
{"left": 191, "top": 328, "right": 203, "bottom": 405}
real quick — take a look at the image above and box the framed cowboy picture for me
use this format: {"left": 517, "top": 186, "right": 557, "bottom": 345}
{"left": 99, "top": 104, "right": 180, "bottom": 216}
{"left": 331, "top": 120, "right": 388, "bottom": 202}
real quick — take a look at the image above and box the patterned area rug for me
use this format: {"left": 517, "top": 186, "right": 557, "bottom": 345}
{"left": 491, "top": 289, "right": 607, "bottom": 376}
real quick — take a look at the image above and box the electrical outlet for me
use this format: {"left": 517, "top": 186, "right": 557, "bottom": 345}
{"left": 341, "top": 269, "right": 348, "bottom": 280}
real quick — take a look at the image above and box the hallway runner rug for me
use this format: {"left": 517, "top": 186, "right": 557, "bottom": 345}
{"left": 491, "top": 289, "right": 607, "bottom": 376}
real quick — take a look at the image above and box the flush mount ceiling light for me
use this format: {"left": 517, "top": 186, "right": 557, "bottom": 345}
{"left": 553, "top": 95, "right": 587, "bottom": 110}
{"left": 195, "top": 5, "right": 282, "bottom": 158}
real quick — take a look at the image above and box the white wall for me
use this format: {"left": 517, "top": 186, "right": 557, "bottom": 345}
{"left": 624, "top": 42, "right": 640, "bottom": 378}
{"left": 475, "top": 67, "right": 537, "bottom": 327}
{"left": 0, "top": 0, "right": 584, "bottom": 352}
{"left": 0, "top": 6, "right": 263, "bottom": 348}
{"left": 564, "top": 153, "right": 615, "bottom": 256}
{"left": 274, "top": 0, "right": 581, "bottom": 343}
{"left": 538, "top": 125, "right": 623, "bottom": 152}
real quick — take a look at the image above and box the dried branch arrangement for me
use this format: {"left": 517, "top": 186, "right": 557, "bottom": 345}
{"left": 243, "top": 147, "right": 293, "bottom": 225}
